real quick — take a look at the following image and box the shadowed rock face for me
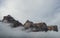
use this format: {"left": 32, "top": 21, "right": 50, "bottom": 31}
{"left": 24, "top": 20, "right": 58, "bottom": 32}
{"left": 24, "top": 21, "right": 48, "bottom": 32}
{"left": 47, "top": 25, "right": 58, "bottom": 32}
{"left": 2, "top": 15, "right": 23, "bottom": 27}
{"left": 32, "top": 22, "right": 48, "bottom": 32}
{"left": 11, "top": 21, "right": 23, "bottom": 27}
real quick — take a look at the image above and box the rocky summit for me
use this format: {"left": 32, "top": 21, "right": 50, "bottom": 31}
{"left": 1, "top": 15, "right": 58, "bottom": 32}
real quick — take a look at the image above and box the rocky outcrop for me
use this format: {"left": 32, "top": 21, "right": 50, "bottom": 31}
{"left": 24, "top": 20, "right": 48, "bottom": 32}
{"left": 24, "top": 20, "right": 33, "bottom": 29}
{"left": 2, "top": 15, "right": 58, "bottom": 32}
{"left": 2, "top": 15, "right": 23, "bottom": 27}
{"left": 33, "top": 22, "right": 48, "bottom": 32}
{"left": 24, "top": 21, "right": 58, "bottom": 32}
{"left": 47, "top": 25, "right": 58, "bottom": 32}
{"left": 2, "top": 15, "right": 15, "bottom": 23}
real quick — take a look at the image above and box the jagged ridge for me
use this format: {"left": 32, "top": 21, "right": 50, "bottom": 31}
{"left": 1, "top": 15, "right": 58, "bottom": 32}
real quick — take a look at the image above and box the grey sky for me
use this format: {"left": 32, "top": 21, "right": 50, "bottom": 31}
{"left": 0, "top": 0, "right": 60, "bottom": 25}
{"left": 0, "top": 0, "right": 60, "bottom": 37}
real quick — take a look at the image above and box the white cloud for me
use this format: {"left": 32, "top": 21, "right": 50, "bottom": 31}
{"left": 0, "top": 22, "right": 60, "bottom": 38}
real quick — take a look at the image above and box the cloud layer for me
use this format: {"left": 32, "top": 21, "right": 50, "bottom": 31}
{"left": 0, "top": 22, "right": 60, "bottom": 38}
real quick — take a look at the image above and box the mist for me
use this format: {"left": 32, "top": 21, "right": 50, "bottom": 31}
{"left": 0, "top": 22, "right": 60, "bottom": 38}
{"left": 0, "top": 0, "right": 60, "bottom": 38}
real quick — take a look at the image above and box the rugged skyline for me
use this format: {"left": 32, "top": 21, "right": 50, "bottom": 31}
{"left": 0, "top": 0, "right": 60, "bottom": 38}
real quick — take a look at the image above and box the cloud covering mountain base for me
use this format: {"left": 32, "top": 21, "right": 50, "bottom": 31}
{"left": 0, "top": 0, "right": 60, "bottom": 38}
{"left": 0, "top": 22, "right": 60, "bottom": 38}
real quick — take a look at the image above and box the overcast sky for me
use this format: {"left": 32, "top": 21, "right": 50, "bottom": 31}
{"left": 0, "top": 0, "right": 60, "bottom": 25}
{"left": 0, "top": 0, "right": 60, "bottom": 37}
